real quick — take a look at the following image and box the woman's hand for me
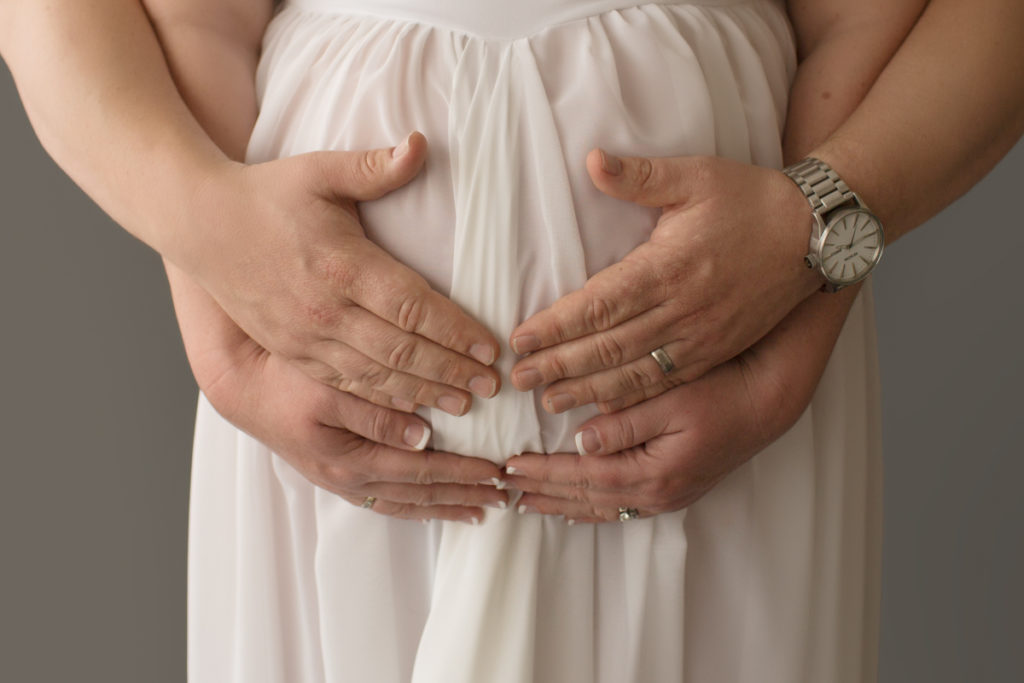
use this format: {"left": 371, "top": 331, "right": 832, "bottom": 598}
{"left": 508, "top": 151, "right": 821, "bottom": 414}
{"left": 187, "top": 133, "right": 502, "bottom": 416}
{"left": 191, "top": 307, "right": 509, "bottom": 523}
{"left": 504, "top": 288, "right": 856, "bottom": 522}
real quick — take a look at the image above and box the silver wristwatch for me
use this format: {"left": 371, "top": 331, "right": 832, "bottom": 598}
{"left": 782, "top": 158, "right": 884, "bottom": 293}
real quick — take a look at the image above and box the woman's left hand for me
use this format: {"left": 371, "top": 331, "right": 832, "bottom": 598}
{"left": 509, "top": 151, "right": 822, "bottom": 414}
{"left": 504, "top": 287, "right": 855, "bottom": 522}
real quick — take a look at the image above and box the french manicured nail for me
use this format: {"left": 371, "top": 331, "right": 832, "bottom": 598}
{"left": 505, "top": 466, "right": 521, "bottom": 476}
{"left": 469, "top": 376, "right": 497, "bottom": 399}
{"left": 403, "top": 424, "right": 431, "bottom": 450}
{"left": 437, "top": 395, "right": 467, "bottom": 416}
{"left": 511, "top": 335, "right": 541, "bottom": 355}
{"left": 517, "top": 504, "right": 530, "bottom": 515}
{"left": 469, "top": 343, "right": 496, "bottom": 366}
{"left": 392, "top": 133, "right": 411, "bottom": 159}
{"left": 575, "top": 428, "right": 602, "bottom": 455}
{"left": 600, "top": 150, "right": 623, "bottom": 175}
{"left": 486, "top": 500, "right": 508, "bottom": 510}
{"left": 514, "top": 367, "right": 543, "bottom": 390}
{"left": 491, "top": 477, "right": 508, "bottom": 490}
{"left": 566, "top": 518, "right": 576, "bottom": 527}
{"left": 391, "top": 396, "right": 416, "bottom": 412}
{"left": 546, "top": 393, "right": 577, "bottom": 413}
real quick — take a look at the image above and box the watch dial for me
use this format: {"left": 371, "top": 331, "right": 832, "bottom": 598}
{"left": 820, "top": 210, "right": 883, "bottom": 284}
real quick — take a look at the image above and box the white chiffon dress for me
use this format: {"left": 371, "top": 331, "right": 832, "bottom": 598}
{"left": 187, "top": 1, "right": 883, "bottom": 681}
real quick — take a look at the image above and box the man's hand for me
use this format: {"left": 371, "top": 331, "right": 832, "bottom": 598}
{"left": 508, "top": 151, "right": 820, "bottom": 414}
{"left": 189, "top": 133, "right": 502, "bottom": 417}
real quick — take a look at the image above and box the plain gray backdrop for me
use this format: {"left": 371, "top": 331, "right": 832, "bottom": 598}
{"left": 1, "top": 56, "right": 1022, "bottom": 681}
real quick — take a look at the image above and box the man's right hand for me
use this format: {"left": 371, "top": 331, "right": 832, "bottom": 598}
{"left": 187, "top": 132, "right": 501, "bottom": 416}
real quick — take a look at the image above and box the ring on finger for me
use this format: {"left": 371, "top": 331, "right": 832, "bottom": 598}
{"left": 650, "top": 347, "right": 675, "bottom": 375}
{"left": 618, "top": 506, "right": 640, "bottom": 522}
{"left": 361, "top": 496, "right": 378, "bottom": 509}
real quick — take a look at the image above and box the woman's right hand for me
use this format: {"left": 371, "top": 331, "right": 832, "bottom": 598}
{"left": 185, "top": 132, "right": 501, "bottom": 416}
{"left": 194, "top": 317, "right": 509, "bottom": 523}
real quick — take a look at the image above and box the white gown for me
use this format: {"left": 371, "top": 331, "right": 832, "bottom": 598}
{"left": 187, "top": 1, "right": 883, "bottom": 681}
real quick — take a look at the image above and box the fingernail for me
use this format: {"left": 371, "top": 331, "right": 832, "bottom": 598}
{"left": 546, "top": 393, "right": 577, "bottom": 414}
{"left": 403, "top": 424, "right": 431, "bottom": 450}
{"left": 575, "top": 428, "right": 602, "bottom": 455}
{"left": 486, "top": 500, "right": 508, "bottom": 510}
{"left": 469, "top": 376, "right": 497, "bottom": 399}
{"left": 566, "top": 518, "right": 576, "bottom": 527}
{"left": 514, "top": 367, "right": 543, "bottom": 391}
{"left": 437, "top": 395, "right": 467, "bottom": 416}
{"left": 491, "top": 477, "right": 509, "bottom": 490}
{"left": 517, "top": 504, "right": 530, "bottom": 515}
{"left": 600, "top": 150, "right": 623, "bottom": 176}
{"left": 511, "top": 334, "right": 541, "bottom": 355}
{"left": 392, "top": 133, "right": 411, "bottom": 159}
{"left": 469, "top": 343, "right": 496, "bottom": 366}
{"left": 505, "top": 466, "right": 520, "bottom": 476}
{"left": 391, "top": 396, "right": 415, "bottom": 412}
{"left": 471, "top": 516, "right": 481, "bottom": 525}
{"left": 603, "top": 397, "right": 625, "bottom": 413}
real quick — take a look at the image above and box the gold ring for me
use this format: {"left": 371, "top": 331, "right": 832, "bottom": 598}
{"left": 360, "top": 496, "right": 378, "bottom": 509}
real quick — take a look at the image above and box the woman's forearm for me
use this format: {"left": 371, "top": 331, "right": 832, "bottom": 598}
{"left": 0, "top": 0, "right": 237, "bottom": 269}
{"left": 810, "top": 0, "right": 1024, "bottom": 242}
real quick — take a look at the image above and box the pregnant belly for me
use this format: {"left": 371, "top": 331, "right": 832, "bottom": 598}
{"left": 246, "top": 0, "right": 794, "bottom": 458}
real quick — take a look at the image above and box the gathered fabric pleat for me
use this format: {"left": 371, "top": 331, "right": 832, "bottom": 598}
{"left": 187, "top": 3, "right": 882, "bottom": 682}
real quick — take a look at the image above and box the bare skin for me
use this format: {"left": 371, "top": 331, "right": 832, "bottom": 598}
{"left": 508, "top": 0, "right": 1024, "bottom": 418}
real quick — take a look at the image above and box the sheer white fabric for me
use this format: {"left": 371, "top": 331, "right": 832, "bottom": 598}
{"left": 187, "top": 2, "right": 883, "bottom": 681}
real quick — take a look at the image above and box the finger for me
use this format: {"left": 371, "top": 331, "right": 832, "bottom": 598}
{"left": 361, "top": 482, "right": 509, "bottom": 509}
{"left": 585, "top": 147, "right": 706, "bottom": 208}
{"left": 336, "top": 306, "right": 500, "bottom": 400}
{"left": 504, "top": 450, "right": 647, "bottom": 494}
{"left": 536, "top": 338, "right": 706, "bottom": 414}
{"left": 508, "top": 257, "right": 660, "bottom": 362}
{"left": 570, "top": 388, "right": 684, "bottom": 455}
{"left": 516, "top": 492, "right": 651, "bottom": 524}
{"left": 312, "top": 384, "right": 434, "bottom": 451}
{"left": 310, "top": 131, "right": 429, "bottom": 202}
{"left": 510, "top": 305, "right": 674, "bottom": 393}
{"left": 357, "top": 441, "right": 505, "bottom": 487}
{"left": 310, "top": 339, "right": 475, "bottom": 417}
{"left": 341, "top": 495, "right": 484, "bottom": 524}
{"left": 345, "top": 242, "right": 501, "bottom": 368}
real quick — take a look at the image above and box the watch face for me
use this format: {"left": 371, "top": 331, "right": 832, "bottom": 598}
{"left": 819, "top": 209, "right": 884, "bottom": 285}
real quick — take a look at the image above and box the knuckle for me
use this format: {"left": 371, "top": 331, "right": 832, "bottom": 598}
{"left": 623, "top": 360, "right": 660, "bottom": 390}
{"left": 357, "top": 150, "right": 384, "bottom": 185}
{"left": 593, "top": 334, "right": 627, "bottom": 368}
{"left": 386, "top": 337, "right": 420, "bottom": 371}
{"left": 366, "top": 407, "right": 396, "bottom": 444}
{"left": 633, "top": 157, "right": 656, "bottom": 192}
{"left": 396, "top": 290, "right": 429, "bottom": 333}
{"left": 357, "top": 362, "right": 391, "bottom": 389}
{"left": 583, "top": 295, "right": 616, "bottom": 331}
{"left": 301, "top": 300, "right": 341, "bottom": 331}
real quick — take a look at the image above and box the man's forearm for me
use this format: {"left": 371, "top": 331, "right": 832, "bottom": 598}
{"left": 810, "top": 0, "right": 1024, "bottom": 242}
{"left": 0, "top": 0, "right": 231, "bottom": 268}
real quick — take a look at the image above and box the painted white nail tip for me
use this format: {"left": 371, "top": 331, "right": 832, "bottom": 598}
{"left": 506, "top": 466, "right": 520, "bottom": 476}
{"left": 490, "top": 477, "right": 508, "bottom": 490}
{"left": 497, "top": 500, "right": 507, "bottom": 510}
{"left": 414, "top": 425, "right": 431, "bottom": 451}
{"left": 517, "top": 504, "right": 528, "bottom": 515}
{"left": 574, "top": 431, "right": 587, "bottom": 457}
{"left": 566, "top": 518, "right": 576, "bottom": 527}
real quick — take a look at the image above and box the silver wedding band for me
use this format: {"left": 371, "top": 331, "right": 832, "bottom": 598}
{"left": 650, "top": 347, "right": 675, "bottom": 375}
{"left": 618, "top": 506, "right": 640, "bottom": 522}
{"left": 361, "top": 496, "right": 378, "bottom": 509}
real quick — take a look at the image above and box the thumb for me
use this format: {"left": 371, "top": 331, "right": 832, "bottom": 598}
{"left": 313, "top": 131, "right": 429, "bottom": 202}
{"left": 585, "top": 147, "right": 697, "bottom": 208}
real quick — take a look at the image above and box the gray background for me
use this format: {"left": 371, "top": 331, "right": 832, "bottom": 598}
{"left": 1, "top": 58, "right": 1021, "bottom": 680}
